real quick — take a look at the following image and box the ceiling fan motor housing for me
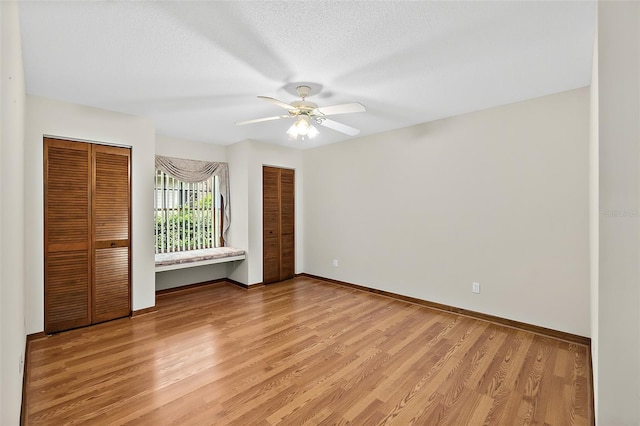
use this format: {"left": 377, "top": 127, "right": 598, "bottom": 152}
{"left": 290, "top": 100, "right": 318, "bottom": 115}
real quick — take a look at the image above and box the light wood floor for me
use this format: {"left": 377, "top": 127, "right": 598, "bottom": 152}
{"left": 24, "top": 276, "right": 592, "bottom": 425}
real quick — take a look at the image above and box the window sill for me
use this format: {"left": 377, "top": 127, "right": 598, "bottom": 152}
{"left": 155, "top": 247, "right": 246, "bottom": 272}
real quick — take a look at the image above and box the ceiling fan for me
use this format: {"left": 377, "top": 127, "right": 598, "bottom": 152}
{"left": 236, "top": 85, "right": 366, "bottom": 139}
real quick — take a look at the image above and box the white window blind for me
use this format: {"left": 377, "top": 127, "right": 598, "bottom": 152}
{"left": 154, "top": 169, "right": 222, "bottom": 254}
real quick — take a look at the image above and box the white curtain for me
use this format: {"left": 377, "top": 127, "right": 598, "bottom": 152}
{"left": 155, "top": 155, "right": 230, "bottom": 243}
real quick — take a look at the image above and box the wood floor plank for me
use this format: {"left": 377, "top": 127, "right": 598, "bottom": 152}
{"left": 24, "top": 277, "right": 592, "bottom": 425}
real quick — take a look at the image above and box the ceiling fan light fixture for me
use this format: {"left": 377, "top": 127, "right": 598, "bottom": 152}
{"left": 287, "top": 116, "right": 318, "bottom": 140}
{"left": 238, "top": 87, "right": 365, "bottom": 138}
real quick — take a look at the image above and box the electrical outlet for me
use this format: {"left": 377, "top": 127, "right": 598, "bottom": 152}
{"left": 332, "top": 259, "right": 339, "bottom": 267}
{"left": 472, "top": 282, "right": 480, "bottom": 294}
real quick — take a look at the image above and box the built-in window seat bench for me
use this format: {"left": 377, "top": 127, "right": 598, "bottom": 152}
{"left": 154, "top": 247, "right": 246, "bottom": 272}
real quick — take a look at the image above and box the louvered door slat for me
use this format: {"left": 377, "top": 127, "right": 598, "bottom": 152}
{"left": 263, "top": 167, "right": 280, "bottom": 235}
{"left": 44, "top": 138, "right": 92, "bottom": 333}
{"left": 281, "top": 233, "right": 295, "bottom": 280}
{"left": 94, "top": 247, "right": 130, "bottom": 322}
{"left": 263, "top": 235, "right": 280, "bottom": 284}
{"left": 46, "top": 147, "right": 90, "bottom": 245}
{"left": 46, "top": 251, "right": 90, "bottom": 326}
{"left": 280, "top": 169, "right": 295, "bottom": 236}
{"left": 94, "top": 149, "right": 130, "bottom": 241}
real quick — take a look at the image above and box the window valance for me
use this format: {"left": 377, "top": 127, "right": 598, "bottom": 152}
{"left": 155, "top": 155, "right": 231, "bottom": 242}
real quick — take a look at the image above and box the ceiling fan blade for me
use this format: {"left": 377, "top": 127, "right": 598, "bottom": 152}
{"left": 236, "top": 115, "right": 289, "bottom": 126}
{"left": 258, "top": 96, "right": 296, "bottom": 111}
{"left": 315, "top": 102, "right": 366, "bottom": 116}
{"left": 318, "top": 118, "right": 360, "bottom": 136}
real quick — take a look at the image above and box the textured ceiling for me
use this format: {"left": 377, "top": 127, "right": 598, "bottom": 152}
{"left": 18, "top": 1, "right": 596, "bottom": 149}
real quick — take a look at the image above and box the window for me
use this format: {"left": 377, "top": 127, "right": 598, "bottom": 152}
{"left": 154, "top": 169, "right": 223, "bottom": 253}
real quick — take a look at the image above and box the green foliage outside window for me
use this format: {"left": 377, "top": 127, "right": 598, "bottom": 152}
{"left": 155, "top": 194, "right": 217, "bottom": 251}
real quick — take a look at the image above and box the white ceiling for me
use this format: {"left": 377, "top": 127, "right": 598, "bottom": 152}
{"left": 18, "top": 1, "right": 596, "bottom": 149}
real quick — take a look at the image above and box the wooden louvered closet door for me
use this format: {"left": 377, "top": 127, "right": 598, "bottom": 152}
{"left": 92, "top": 145, "right": 131, "bottom": 324}
{"left": 279, "top": 169, "right": 295, "bottom": 279}
{"left": 44, "top": 138, "right": 131, "bottom": 333}
{"left": 263, "top": 166, "right": 295, "bottom": 284}
{"left": 44, "top": 139, "right": 92, "bottom": 333}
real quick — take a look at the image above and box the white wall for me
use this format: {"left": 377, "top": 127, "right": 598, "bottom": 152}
{"left": 24, "top": 96, "right": 156, "bottom": 334}
{"left": 154, "top": 133, "right": 229, "bottom": 290}
{"left": 1, "top": 1, "right": 26, "bottom": 423}
{"left": 156, "top": 133, "right": 226, "bottom": 162}
{"left": 597, "top": 2, "right": 640, "bottom": 423}
{"left": 588, "top": 31, "right": 599, "bottom": 418}
{"left": 226, "top": 141, "right": 251, "bottom": 284}
{"left": 155, "top": 266, "right": 228, "bottom": 291}
{"left": 226, "top": 140, "right": 303, "bottom": 285}
{"left": 304, "top": 88, "right": 590, "bottom": 337}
